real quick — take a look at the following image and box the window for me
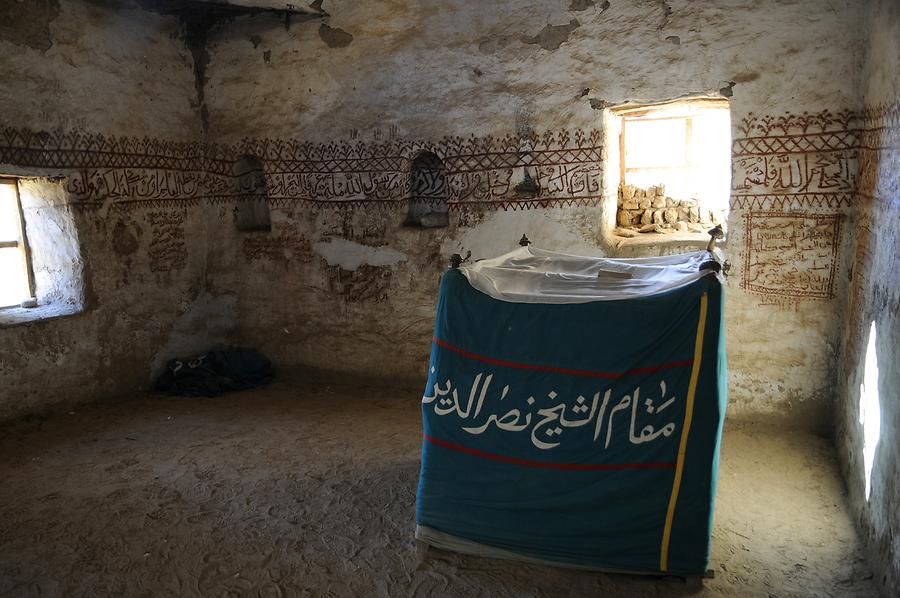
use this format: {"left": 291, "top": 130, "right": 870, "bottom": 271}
{"left": 233, "top": 155, "right": 271, "bottom": 232}
{"left": 610, "top": 99, "right": 730, "bottom": 234}
{"left": 859, "top": 321, "right": 881, "bottom": 501}
{"left": 406, "top": 152, "right": 449, "bottom": 227}
{"left": 0, "top": 178, "right": 33, "bottom": 308}
{"left": 0, "top": 177, "right": 85, "bottom": 325}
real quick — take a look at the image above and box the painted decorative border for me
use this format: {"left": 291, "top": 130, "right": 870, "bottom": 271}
{"left": 0, "top": 126, "right": 604, "bottom": 211}
{"left": 730, "top": 104, "right": 896, "bottom": 300}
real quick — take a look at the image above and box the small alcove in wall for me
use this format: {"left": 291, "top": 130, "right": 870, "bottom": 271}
{"left": 233, "top": 154, "right": 271, "bottom": 232}
{"left": 406, "top": 151, "right": 449, "bottom": 228}
{"left": 600, "top": 97, "right": 731, "bottom": 251}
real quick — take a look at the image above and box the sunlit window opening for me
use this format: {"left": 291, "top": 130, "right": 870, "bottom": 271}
{"left": 0, "top": 178, "right": 33, "bottom": 308}
{"left": 620, "top": 99, "right": 731, "bottom": 219}
{"left": 859, "top": 321, "right": 881, "bottom": 502}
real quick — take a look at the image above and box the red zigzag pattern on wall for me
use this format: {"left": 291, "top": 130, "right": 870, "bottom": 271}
{"left": 0, "top": 127, "right": 605, "bottom": 212}
{"left": 732, "top": 102, "right": 899, "bottom": 300}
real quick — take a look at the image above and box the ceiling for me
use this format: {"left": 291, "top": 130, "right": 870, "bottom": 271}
{"left": 139, "top": 0, "right": 325, "bottom": 17}
{"left": 191, "top": 0, "right": 321, "bottom": 12}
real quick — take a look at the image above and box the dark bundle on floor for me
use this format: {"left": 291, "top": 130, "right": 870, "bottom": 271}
{"left": 156, "top": 350, "right": 275, "bottom": 397}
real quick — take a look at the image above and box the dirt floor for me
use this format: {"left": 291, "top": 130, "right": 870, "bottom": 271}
{"left": 0, "top": 383, "right": 877, "bottom": 598}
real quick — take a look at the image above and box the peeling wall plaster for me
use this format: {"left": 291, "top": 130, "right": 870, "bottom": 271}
{"left": 522, "top": 19, "right": 581, "bottom": 51}
{"left": 0, "top": 0, "right": 60, "bottom": 52}
{"left": 0, "top": 0, "right": 198, "bottom": 138}
{"left": 204, "top": 0, "right": 861, "bottom": 142}
{"left": 200, "top": 0, "right": 866, "bottom": 432}
{"left": 318, "top": 23, "right": 353, "bottom": 48}
{"left": 0, "top": 1, "right": 894, "bottom": 591}
{"left": 314, "top": 238, "right": 408, "bottom": 270}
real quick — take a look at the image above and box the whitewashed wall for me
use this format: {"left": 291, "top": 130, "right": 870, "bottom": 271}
{"left": 202, "top": 0, "right": 864, "bottom": 432}
{"left": 836, "top": 1, "right": 900, "bottom": 595}
{"left": 0, "top": 0, "right": 235, "bottom": 420}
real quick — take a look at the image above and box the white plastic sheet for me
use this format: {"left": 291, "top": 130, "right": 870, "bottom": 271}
{"left": 458, "top": 246, "right": 717, "bottom": 304}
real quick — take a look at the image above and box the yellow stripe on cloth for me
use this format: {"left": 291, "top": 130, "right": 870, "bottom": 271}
{"left": 659, "top": 291, "right": 708, "bottom": 572}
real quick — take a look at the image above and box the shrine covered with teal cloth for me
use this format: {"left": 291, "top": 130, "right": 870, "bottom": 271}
{"left": 415, "top": 247, "right": 727, "bottom": 575}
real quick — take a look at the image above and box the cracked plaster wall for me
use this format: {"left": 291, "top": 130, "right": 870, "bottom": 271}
{"left": 0, "top": 0, "right": 236, "bottom": 420}
{"left": 835, "top": 1, "right": 900, "bottom": 595}
{"left": 0, "top": 2, "right": 894, "bottom": 591}
{"left": 0, "top": 0, "right": 883, "bottom": 441}
{"left": 203, "top": 0, "right": 866, "bottom": 432}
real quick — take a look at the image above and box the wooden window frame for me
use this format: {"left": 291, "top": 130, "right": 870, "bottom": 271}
{"left": 620, "top": 114, "right": 695, "bottom": 185}
{"left": 0, "top": 177, "right": 35, "bottom": 306}
{"left": 616, "top": 98, "right": 729, "bottom": 191}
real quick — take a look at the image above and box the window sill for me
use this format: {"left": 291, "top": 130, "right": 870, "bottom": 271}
{"left": 611, "top": 231, "right": 710, "bottom": 250}
{"left": 0, "top": 303, "right": 84, "bottom": 329}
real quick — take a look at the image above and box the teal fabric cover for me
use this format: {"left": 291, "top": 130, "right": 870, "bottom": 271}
{"left": 416, "top": 266, "right": 726, "bottom": 575}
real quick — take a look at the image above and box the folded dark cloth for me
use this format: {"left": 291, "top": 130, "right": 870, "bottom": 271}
{"left": 156, "top": 349, "right": 274, "bottom": 396}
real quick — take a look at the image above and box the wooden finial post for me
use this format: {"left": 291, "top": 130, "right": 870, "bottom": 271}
{"left": 700, "top": 225, "right": 725, "bottom": 273}
{"left": 706, "top": 225, "right": 724, "bottom": 252}
{"left": 449, "top": 250, "right": 471, "bottom": 269}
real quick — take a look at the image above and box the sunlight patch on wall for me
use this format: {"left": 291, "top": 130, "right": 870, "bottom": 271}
{"left": 858, "top": 321, "right": 881, "bottom": 501}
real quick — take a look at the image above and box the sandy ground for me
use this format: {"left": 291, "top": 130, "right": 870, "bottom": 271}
{"left": 0, "top": 383, "right": 876, "bottom": 598}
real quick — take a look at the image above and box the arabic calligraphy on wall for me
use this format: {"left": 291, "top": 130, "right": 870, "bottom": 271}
{"left": 147, "top": 210, "right": 187, "bottom": 273}
{"left": 242, "top": 226, "right": 313, "bottom": 263}
{"left": 0, "top": 126, "right": 604, "bottom": 212}
{"left": 327, "top": 264, "right": 394, "bottom": 303}
{"left": 731, "top": 108, "right": 861, "bottom": 209}
{"left": 730, "top": 107, "right": 865, "bottom": 300}
{"left": 741, "top": 211, "right": 842, "bottom": 299}
{"left": 3, "top": 108, "right": 884, "bottom": 301}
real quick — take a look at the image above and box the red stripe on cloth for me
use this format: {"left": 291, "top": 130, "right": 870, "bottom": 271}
{"left": 423, "top": 434, "right": 674, "bottom": 471}
{"left": 433, "top": 336, "right": 692, "bottom": 379}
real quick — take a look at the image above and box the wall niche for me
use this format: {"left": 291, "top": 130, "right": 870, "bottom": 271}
{"left": 233, "top": 155, "right": 271, "bottom": 232}
{"left": 406, "top": 151, "right": 449, "bottom": 228}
